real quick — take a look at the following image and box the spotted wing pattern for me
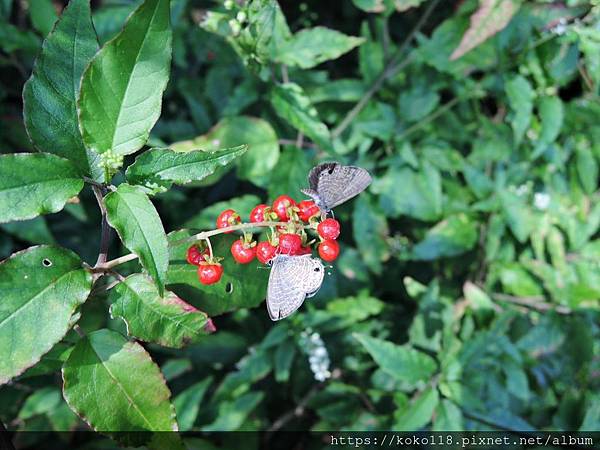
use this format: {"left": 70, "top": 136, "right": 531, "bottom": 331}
{"left": 302, "top": 162, "right": 372, "bottom": 212}
{"left": 266, "top": 255, "right": 325, "bottom": 321}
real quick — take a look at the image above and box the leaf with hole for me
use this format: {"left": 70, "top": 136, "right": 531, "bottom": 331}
{"left": 0, "top": 245, "right": 92, "bottom": 385}
{"left": 166, "top": 231, "right": 269, "bottom": 316}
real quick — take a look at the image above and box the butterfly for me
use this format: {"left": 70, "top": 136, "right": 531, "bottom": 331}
{"left": 266, "top": 254, "right": 325, "bottom": 321}
{"left": 301, "top": 162, "right": 372, "bottom": 213}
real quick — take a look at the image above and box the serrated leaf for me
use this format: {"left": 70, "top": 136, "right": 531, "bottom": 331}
{"left": 23, "top": 0, "right": 101, "bottom": 176}
{"left": 270, "top": 83, "right": 332, "bottom": 152}
{"left": 166, "top": 231, "right": 269, "bottom": 317}
{"left": 499, "top": 190, "right": 535, "bottom": 243}
{"left": 78, "top": 0, "right": 172, "bottom": 156}
{"left": 109, "top": 274, "right": 213, "bottom": 348}
{"left": 0, "top": 245, "right": 92, "bottom": 384}
{"left": 353, "top": 333, "right": 437, "bottom": 386}
{"left": 173, "top": 377, "right": 212, "bottom": 431}
{"left": 450, "top": 0, "right": 520, "bottom": 60}
{"left": 0, "top": 153, "right": 83, "bottom": 223}
{"left": 275, "top": 27, "right": 363, "bottom": 69}
{"left": 505, "top": 75, "right": 534, "bottom": 145}
{"left": 104, "top": 184, "right": 168, "bottom": 294}
{"left": 62, "top": 329, "right": 180, "bottom": 446}
{"left": 125, "top": 145, "right": 248, "bottom": 193}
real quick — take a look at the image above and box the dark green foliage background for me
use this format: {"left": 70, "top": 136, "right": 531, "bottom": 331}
{"left": 1, "top": 0, "right": 600, "bottom": 448}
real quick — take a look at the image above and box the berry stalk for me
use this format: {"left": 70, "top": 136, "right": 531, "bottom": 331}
{"left": 93, "top": 220, "right": 309, "bottom": 271}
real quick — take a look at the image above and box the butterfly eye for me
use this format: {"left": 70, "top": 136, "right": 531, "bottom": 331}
{"left": 327, "top": 167, "right": 334, "bottom": 174}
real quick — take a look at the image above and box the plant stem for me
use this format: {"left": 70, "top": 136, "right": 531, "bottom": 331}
{"left": 94, "top": 221, "right": 310, "bottom": 271}
{"left": 492, "top": 293, "right": 571, "bottom": 315}
{"left": 331, "top": 0, "right": 441, "bottom": 139}
{"left": 92, "top": 185, "right": 112, "bottom": 267}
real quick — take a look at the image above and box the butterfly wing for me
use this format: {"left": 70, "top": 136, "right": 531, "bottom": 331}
{"left": 266, "top": 255, "right": 324, "bottom": 321}
{"left": 317, "top": 164, "right": 372, "bottom": 211}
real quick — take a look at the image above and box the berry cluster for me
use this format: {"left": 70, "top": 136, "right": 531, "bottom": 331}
{"left": 186, "top": 195, "right": 342, "bottom": 285}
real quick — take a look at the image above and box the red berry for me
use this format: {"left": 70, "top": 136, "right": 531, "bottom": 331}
{"left": 250, "top": 204, "right": 270, "bottom": 223}
{"left": 216, "top": 209, "right": 241, "bottom": 233}
{"left": 272, "top": 195, "right": 296, "bottom": 221}
{"left": 186, "top": 245, "right": 208, "bottom": 266}
{"left": 230, "top": 239, "right": 256, "bottom": 264}
{"left": 278, "top": 233, "right": 302, "bottom": 254}
{"left": 256, "top": 241, "right": 277, "bottom": 264}
{"left": 198, "top": 263, "right": 224, "bottom": 285}
{"left": 318, "top": 239, "right": 339, "bottom": 262}
{"left": 317, "top": 218, "right": 341, "bottom": 240}
{"left": 298, "top": 200, "right": 320, "bottom": 222}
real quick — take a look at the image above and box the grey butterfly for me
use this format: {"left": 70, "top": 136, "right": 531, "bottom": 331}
{"left": 301, "top": 162, "right": 372, "bottom": 213}
{"left": 266, "top": 254, "right": 325, "bottom": 321}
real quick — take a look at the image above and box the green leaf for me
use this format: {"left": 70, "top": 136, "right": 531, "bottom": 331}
{"left": 166, "top": 231, "right": 269, "bottom": 317}
{"left": 499, "top": 190, "right": 535, "bottom": 243}
{"left": 173, "top": 377, "right": 212, "bottom": 431}
{"left": 0, "top": 245, "right": 92, "bottom": 384}
{"left": 267, "top": 146, "right": 312, "bottom": 200}
{"left": 270, "top": 83, "right": 332, "bottom": 152}
{"left": 109, "top": 274, "right": 212, "bottom": 348}
{"left": 463, "top": 281, "right": 494, "bottom": 311}
{"left": 126, "top": 145, "right": 248, "bottom": 193}
{"left": 18, "top": 387, "right": 62, "bottom": 420}
{"left": 274, "top": 339, "right": 296, "bottom": 382}
{"left": 394, "top": 0, "right": 427, "bottom": 11}
{"left": 353, "top": 195, "right": 389, "bottom": 274}
{"left": 576, "top": 145, "right": 598, "bottom": 195}
{"left": 275, "top": 27, "right": 363, "bottom": 69}
{"left": 202, "top": 392, "right": 264, "bottom": 432}
{"left": 393, "top": 388, "right": 439, "bottom": 431}
{"left": 505, "top": 75, "right": 534, "bottom": 145}
{"left": 410, "top": 214, "right": 478, "bottom": 261}
{"left": 172, "top": 116, "right": 280, "bottom": 186}
{"left": 536, "top": 96, "right": 564, "bottom": 147}
{"left": 28, "top": 0, "right": 58, "bottom": 36}
{"left": 1, "top": 217, "right": 55, "bottom": 244}
{"left": 352, "top": 0, "right": 386, "bottom": 13}
{"left": 62, "top": 329, "right": 179, "bottom": 444}
{"left": 78, "top": 0, "right": 172, "bottom": 156}
{"left": 0, "top": 153, "right": 83, "bottom": 223}
{"left": 433, "top": 399, "right": 463, "bottom": 431}
{"left": 353, "top": 333, "right": 437, "bottom": 387}
{"left": 372, "top": 162, "right": 442, "bottom": 221}
{"left": 104, "top": 184, "right": 169, "bottom": 294}
{"left": 450, "top": 0, "right": 520, "bottom": 60}
{"left": 22, "top": 0, "right": 100, "bottom": 177}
